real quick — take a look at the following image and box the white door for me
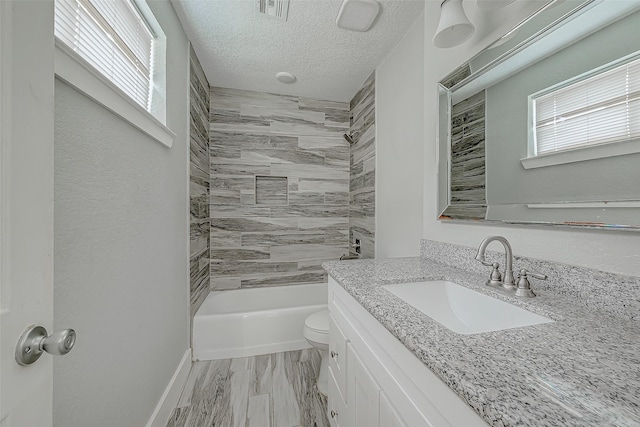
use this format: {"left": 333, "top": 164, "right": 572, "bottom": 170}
{"left": 0, "top": 1, "right": 56, "bottom": 426}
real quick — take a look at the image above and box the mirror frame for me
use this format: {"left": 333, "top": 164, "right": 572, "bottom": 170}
{"left": 437, "top": 0, "right": 640, "bottom": 231}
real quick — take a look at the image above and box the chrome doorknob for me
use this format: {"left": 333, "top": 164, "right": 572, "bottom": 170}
{"left": 15, "top": 325, "right": 76, "bottom": 366}
{"left": 42, "top": 329, "right": 76, "bottom": 356}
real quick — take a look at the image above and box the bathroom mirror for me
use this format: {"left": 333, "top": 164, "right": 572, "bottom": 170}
{"left": 437, "top": 0, "right": 640, "bottom": 230}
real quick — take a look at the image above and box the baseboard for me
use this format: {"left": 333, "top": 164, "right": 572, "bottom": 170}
{"left": 146, "top": 348, "right": 192, "bottom": 427}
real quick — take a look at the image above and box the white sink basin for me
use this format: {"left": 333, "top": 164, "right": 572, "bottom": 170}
{"left": 382, "top": 281, "right": 553, "bottom": 335}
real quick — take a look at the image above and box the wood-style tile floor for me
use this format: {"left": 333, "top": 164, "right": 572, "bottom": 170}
{"left": 166, "top": 349, "right": 330, "bottom": 427}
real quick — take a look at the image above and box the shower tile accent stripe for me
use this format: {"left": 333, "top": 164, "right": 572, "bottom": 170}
{"left": 189, "top": 46, "right": 211, "bottom": 318}
{"left": 210, "top": 87, "right": 350, "bottom": 290}
{"left": 349, "top": 72, "right": 375, "bottom": 259}
{"left": 442, "top": 89, "right": 487, "bottom": 220}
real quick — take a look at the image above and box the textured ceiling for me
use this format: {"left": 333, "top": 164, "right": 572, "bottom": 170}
{"left": 171, "top": 0, "right": 425, "bottom": 102}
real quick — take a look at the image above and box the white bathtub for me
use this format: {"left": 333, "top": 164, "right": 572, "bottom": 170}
{"left": 193, "top": 282, "right": 328, "bottom": 360}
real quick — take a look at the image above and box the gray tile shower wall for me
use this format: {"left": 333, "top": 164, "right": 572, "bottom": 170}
{"left": 209, "top": 87, "right": 350, "bottom": 290}
{"left": 441, "top": 90, "right": 487, "bottom": 220}
{"left": 189, "top": 47, "right": 211, "bottom": 318}
{"left": 349, "top": 72, "right": 375, "bottom": 259}
{"left": 440, "top": 63, "right": 471, "bottom": 89}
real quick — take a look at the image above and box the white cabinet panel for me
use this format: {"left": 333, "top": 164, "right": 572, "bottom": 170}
{"left": 380, "top": 391, "right": 408, "bottom": 427}
{"left": 348, "top": 343, "right": 380, "bottom": 427}
{"left": 328, "top": 367, "right": 348, "bottom": 427}
{"left": 329, "top": 314, "right": 348, "bottom": 403}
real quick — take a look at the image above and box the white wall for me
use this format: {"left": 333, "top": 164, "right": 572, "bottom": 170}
{"left": 421, "top": 1, "right": 640, "bottom": 276}
{"left": 53, "top": 1, "right": 190, "bottom": 426}
{"left": 375, "top": 13, "right": 425, "bottom": 258}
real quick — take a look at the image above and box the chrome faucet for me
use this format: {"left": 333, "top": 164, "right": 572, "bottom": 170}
{"left": 475, "top": 236, "right": 516, "bottom": 290}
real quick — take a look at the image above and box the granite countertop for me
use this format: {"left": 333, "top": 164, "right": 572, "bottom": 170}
{"left": 322, "top": 256, "right": 640, "bottom": 427}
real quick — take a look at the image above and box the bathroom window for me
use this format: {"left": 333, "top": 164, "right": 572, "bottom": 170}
{"left": 55, "top": 0, "right": 156, "bottom": 111}
{"left": 525, "top": 54, "right": 640, "bottom": 168}
{"left": 54, "top": 0, "right": 172, "bottom": 145}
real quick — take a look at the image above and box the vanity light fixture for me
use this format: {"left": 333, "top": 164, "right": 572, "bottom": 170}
{"left": 433, "top": 0, "right": 475, "bottom": 48}
{"left": 336, "top": 0, "right": 381, "bottom": 32}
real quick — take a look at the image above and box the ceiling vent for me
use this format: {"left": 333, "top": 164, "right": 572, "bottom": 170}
{"left": 258, "top": 0, "right": 290, "bottom": 21}
{"left": 336, "top": 0, "right": 381, "bottom": 32}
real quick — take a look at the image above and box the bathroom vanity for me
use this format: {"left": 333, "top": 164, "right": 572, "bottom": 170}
{"left": 327, "top": 276, "right": 486, "bottom": 426}
{"left": 323, "top": 240, "right": 640, "bottom": 427}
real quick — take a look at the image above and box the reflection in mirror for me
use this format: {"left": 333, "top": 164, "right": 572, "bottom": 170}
{"left": 437, "top": 0, "right": 640, "bottom": 229}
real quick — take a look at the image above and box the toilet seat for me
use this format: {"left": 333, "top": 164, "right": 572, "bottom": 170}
{"left": 304, "top": 309, "right": 329, "bottom": 333}
{"left": 304, "top": 309, "right": 329, "bottom": 346}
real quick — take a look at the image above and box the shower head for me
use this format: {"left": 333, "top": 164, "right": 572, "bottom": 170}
{"left": 343, "top": 133, "right": 355, "bottom": 144}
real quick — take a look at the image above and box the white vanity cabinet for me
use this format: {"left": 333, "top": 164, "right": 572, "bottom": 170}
{"left": 329, "top": 338, "right": 406, "bottom": 427}
{"left": 327, "top": 277, "right": 487, "bottom": 427}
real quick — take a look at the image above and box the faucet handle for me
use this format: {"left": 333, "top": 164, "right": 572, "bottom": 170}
{"left": 486, "top": 262, "right": 503, "bottom": 287}
{"left": 515, "top": 269, "right": 547, "bottom": 298}
{"left": 524, "top": 270, "right": 547, "bottom": 281}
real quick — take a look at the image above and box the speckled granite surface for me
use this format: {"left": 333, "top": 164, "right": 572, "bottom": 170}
{"left": 322, "top": 240, "right": 640, "bottom": 427}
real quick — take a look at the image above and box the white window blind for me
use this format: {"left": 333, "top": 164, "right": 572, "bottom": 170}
{"left": 55, "top": 0, "right": 155, "bottom": 110}
{"left": 533, "top": 56, "right": 640, "bottom": 156}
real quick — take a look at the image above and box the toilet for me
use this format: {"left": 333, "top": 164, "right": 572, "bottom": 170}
{"left": 303, "top": 309, "right": 330, "bottom": 395}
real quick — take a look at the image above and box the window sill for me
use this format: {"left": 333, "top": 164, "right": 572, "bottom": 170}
{"left": 520, "top": 138, "right": 640, "bottom": 169}
{"left": 53, "top": 40, "right": 175, "bottom": 148}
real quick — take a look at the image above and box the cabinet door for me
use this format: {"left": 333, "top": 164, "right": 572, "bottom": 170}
{"left": 348, "top": 343, "right": 381, "bottom": 427}
{"left": 379, "top": 390, "right": 409, "bottom": 427}
{"left": 328, "top": 367, "right": 348, "bottom": 427}
{"left": 329, "top": 314, "right": 348, "bottom": 403}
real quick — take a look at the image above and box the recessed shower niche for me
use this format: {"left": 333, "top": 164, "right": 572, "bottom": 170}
{"left": 255, "top": 175, "right": 288, "bottom": 205}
